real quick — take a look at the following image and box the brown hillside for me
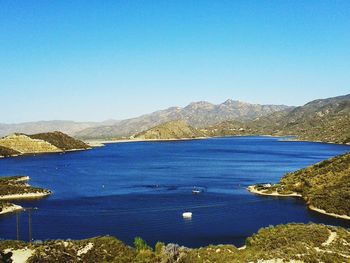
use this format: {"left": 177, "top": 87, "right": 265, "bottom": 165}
{"left": 29, "top": 131, "right": 90, "bottom": 151}
{"left": 134, "top": 120, "right": 206, "bottom": 140}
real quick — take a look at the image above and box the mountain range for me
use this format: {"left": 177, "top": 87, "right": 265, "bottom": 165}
{"left": 75, "top": 100, "right": 292, "bottom": 139}
{"left": 203, "top": 94, "right": 350, "bottom": 144}
{"left": 0, "top": 100, "right": 292, "bottom": 139}
{"left": 1, "top": 94, "right": 349, "bottom": 143}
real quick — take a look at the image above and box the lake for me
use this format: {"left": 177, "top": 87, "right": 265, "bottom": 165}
{"left": 0, "top": 136, "right": 349, "bottom": 248}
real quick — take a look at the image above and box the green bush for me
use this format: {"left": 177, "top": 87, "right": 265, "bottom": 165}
{"left": 134, "top": 237, "right": 151, "bottom": 252}
{"left": 154, "top": 241, "right": 165, "bottom": 255}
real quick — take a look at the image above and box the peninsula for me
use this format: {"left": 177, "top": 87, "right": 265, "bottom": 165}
{"left": 248, "top": 152, "right": 350, "bottom": 220}
{"left": 0, "top": 131, "right": 90, "bottom": 158}
{"left": 0, "top": 176, "right": 51, "bottom": 215}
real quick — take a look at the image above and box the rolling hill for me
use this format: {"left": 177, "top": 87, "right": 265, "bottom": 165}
{"left": 29, "top": 131, "right": 90, "bottom": 151}
{"left": 0, "top": 132, "right": 90, "bottom": 157}
{"left": 133, "top": 120, "right": 205, "bottom": 140}
{"left": 0, "top": 134, "right": 61, "bottom": 154}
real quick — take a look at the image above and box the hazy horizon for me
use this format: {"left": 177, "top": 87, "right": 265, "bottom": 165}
{"left": 1, "top": 1, "right": 349, "bottom": 123}
{"left": 1, "top": 93, "right": 350, "bottom": 124}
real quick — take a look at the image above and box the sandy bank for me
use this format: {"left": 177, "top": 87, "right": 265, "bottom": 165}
{"left": 4, "top": 248, "right": 34, "bottom": 263}
{"left": 88, "top": 137, "right": 208, "bottom": 145}
{"left": 0, "top": 154, "right": 20, "bottom": 158}
{"left": 0, "top": 204, "right": 23, "bottom": 215}
{"left": 57, "top": 148, "right": 92, "bottom": 153}
{"left": 309, "top": 205, "right": 350, "bottom": 220}
{"left": 0, "top": 176, "right": 30, "bottom": 183}
{"left": 85, "top": 141, "right": 105, "bottom": 147}
{"left": 13, "top": 176, "right": 30, "bottom": 182}
{"left": 0, "top": 191, "right": 51, "bottom": 200}
{"left": 247, "top": 185, "right": 302, "bottom": 197}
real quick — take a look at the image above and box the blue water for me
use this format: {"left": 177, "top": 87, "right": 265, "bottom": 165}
{"left": 0, "top": 136, "right": 349, "bottom": 247}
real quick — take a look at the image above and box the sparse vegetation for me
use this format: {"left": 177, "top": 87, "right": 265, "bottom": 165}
{"left": 180, "top": 223, "right": 350, "bottom": 263}
{"left": 29, "top": 131, "right": 90, "bottom": 151}
{"left": 1, "top": 223, "right": 348, "bottom": 262}
{"left": 133, "top": 120, "right": 206, "bottom": 140}
{"left": 0, "top": 176, "right": 50, "bottom": 197}
{"left": 0, "top": 131, "right": 90, "bottom": 157}
{"left": 28, "top": 236, "right": 136, "bottom": 263}
{"left": 0, "top": 146, "right": 20, "bottom": 158}
{"left": 0, "top": 176, "right": 51, "bottom": 215}
{"left": 204, "top": 94, "right": 350, "bottom": 144}
{"left": 251, "top": 152, "right": 350, "bottom": 218}
{"left": 0, "top": 134, "right": 60, "bottom": 154}
{"left": 279, "top": 152, "right": 350, "bottom": 217}
{"left": 134, "top": 237, "right": 151, "bottom": 252}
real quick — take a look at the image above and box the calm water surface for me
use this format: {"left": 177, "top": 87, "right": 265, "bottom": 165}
{"left": 0, "top": 136, "right": 349, "bottom": 247}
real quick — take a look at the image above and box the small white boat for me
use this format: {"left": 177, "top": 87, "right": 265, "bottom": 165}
{"left": 182, "top": 212, "right": 192, "bottom": 218}
{"left": 192, "top": 189, "right": 201, "bottom": 194}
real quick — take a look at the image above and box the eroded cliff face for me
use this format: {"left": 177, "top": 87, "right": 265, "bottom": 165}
{"left": 0, "top": 134, "right": 61, "bottom": 154}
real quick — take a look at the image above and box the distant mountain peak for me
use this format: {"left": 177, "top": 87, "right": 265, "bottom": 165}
{"left": 223, "top": 98, "right": 235, "bottom": 103}
{"left": 186, "top": 101, "right": 214, "bottom": 106}
{"left": 221, "top": 99, "right": 244, "bottom": 106}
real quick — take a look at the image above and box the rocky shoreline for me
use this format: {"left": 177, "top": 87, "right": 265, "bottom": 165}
{"left": 247, "top": 185, "right": 302, "bottom": 197}
{"left": 308, "top": 205, "right": 350, "bottom": 220}
{"left": 247, "top": 184, "right": 350, "bottom": 221}
{"left": 0, "top": 203, "right": 22, "bottom": 215}
{"left": 0, "top": 176, "right": 51, "bottom": 216}
{"left": 86, "top": 136, "right": 208, "bottom": 145}
{"left": 0, "top": 191, "right": 51, "bottom": 201}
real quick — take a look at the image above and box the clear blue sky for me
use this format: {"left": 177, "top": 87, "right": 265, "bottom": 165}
{"left": 1, "top": 0, "right": 349, "bottom": 123}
